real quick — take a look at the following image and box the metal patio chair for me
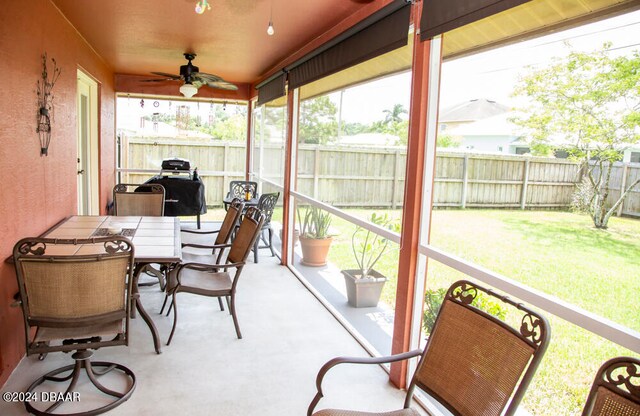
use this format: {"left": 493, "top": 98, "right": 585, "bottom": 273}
{"left": 227, "top": 180, "right": 258, "bottom": 202}
{"left": 159, "top": 198, "right": 244, "bottom": 314}
{"left": 113, "top": 183, "right": 165, "bottom": 217}
{"left": 166, "top": 207, "right": 265, "bottom": 344}
{"left": 581, "top": 356, "right": 640, "bottom": 416}
{"left": 250, "top": 192, "right": 279, "bottom": 263}
{"left": 308, "top": 280, "right": 550, "bottom": 416}
{"left": 12, "top": 236, "right": 136, "bottom": 416}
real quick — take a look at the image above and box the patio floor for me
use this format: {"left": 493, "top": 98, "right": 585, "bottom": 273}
{"left": 0, "top": 223, "right": 419, "bottom": 416}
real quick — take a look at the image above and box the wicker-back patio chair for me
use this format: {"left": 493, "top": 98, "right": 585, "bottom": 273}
{"left": 113, "top": 183, "right": 165, "bottom": 217}
{"left": 581, "top": 356, "right": 640, "bottom": 416}
{"left": 166, "top": 207, "right": 265, "bottom": 344}
{"left": 308, "top": 280, "right": 550, "bottom": 416}
{"left": 12, "top": 236, "right": 136, "bottom": 416}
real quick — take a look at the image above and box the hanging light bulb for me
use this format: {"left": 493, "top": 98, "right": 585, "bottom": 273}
{"left": 267, "top": 1, "right": 274, "bottom": 36}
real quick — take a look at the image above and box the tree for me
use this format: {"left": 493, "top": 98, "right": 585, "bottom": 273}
{"left": 436, "top": 132, "right": 462, "bottom": 148}
{"left": 382, "top": 103, "right": 408, "bottom": 125}
{"left": 299, "top": 96, "right": 338, "bottom": 144}
{"left": 512, "top": 44, "right": 640, "bottom": 229}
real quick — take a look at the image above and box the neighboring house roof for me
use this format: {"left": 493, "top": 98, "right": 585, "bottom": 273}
{"left": 448, "top": 112, "right": 520, "bottom": 137}
{"left": 439, "top": 98, "right": 510, "bottom": 123}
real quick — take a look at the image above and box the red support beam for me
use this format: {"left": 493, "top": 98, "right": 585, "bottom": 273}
{"left": 389, "top": 1, "right": 434, "bottom": 388}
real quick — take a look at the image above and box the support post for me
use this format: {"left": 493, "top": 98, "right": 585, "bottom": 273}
{"left": 390, "top": 1, "right": 440, "bottom": 389}
{"left": 245, "top": 101, "right": 253, "bottom": 181}
{"left": 281, "top": 90, "right": 298, "bottom": 266}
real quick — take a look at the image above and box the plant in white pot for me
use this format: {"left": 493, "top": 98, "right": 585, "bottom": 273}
{"left": 342, "top": 213, "right": 399, "bottom": 308}
{"left": 297, "top": 205, "right": 334, "bottom": 267}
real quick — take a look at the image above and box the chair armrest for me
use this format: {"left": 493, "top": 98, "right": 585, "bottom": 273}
{"left": 181, "top": 243, "right": 231, "bottom": 250}
{"left": 181, "top": 229, "right": 221, "bottom": 235}
{"left": 307, "top": 349, "right": 423, "bottom": 416}
{"left": 177, "top": 261, "right": 245, "bottom": 273}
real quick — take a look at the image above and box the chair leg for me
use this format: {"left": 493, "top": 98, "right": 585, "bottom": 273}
{"left": 167, "top": 293, "right": 179, "bottom": 345}
{"left": 230, "top": 294, "right": 242, "bottom": 339}
{"left": 253, "top": 237, "right": 259, "bottom": 263}
{"left": 217, "top": 297, "right": 225, "bottom": 311}
{"left": 268, "top": 227, "right": 275, "bottom": 257}
{"left": 159, "top": 293, "right": 170, "bottom": 315}
{"left": 226, "top": 296, "right": 231, "bottom": 314}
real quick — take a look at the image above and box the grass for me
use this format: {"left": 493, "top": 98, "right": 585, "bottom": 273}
{"left": 195, "top": 207, "right": 639, "bottom": 415}
{"left": 312, "top": 209, "right": 640, "bottom": 415}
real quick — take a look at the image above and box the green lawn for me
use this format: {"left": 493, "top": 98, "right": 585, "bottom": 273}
{"left": 323, "top": 209, "right": 640, "bottom": 416}
{"left": 197, "top": 207, "right": 639, "bottom": 415}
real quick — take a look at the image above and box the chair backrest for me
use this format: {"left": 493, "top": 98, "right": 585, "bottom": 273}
{"left": 581, "top": 357, "right": 640, "bottom": 416}
{"left": 228, "top": 181, "right": 258, "bottom": 200}
{"left": 216, "top": 198, "right": 244, "bottom": 245}
{"left": 257, "top": 192, "right": 280, "bottom": 226}
{"left": 113, "top": 183, "right": 165, "bottom": 216}
{"left": 13, "top": 237, "right": 135, "bottom": 354}
{"left": 227, "top": 207, "right": 265, "bottom": 264}
{"left": 407, "top": 280, "right": 550, "bottom": 416}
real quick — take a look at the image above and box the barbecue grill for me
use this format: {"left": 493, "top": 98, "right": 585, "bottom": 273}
{"left": 144, "top": 158, "right": 206, "bottom": 228}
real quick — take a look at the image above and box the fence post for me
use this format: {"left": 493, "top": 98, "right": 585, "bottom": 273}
{"left": 461, "top": 154, "right": 469, "bottom": 209}
{"left": 617, "top": 163, "right": 629, "bottom": 217}
{"left": 223, "top": 143, "right": 229, "bottom": 192}
{"left": 392, "top": 150, "right": 400, "bottom": 209}
{"left": 521, "top": 158, "right": 530, "bottom": 210}
{"left": 313, "top": 146, "right": 320, "bottom": 199}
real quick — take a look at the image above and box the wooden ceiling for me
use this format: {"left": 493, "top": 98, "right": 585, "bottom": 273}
{"left": 50, "top": 0, "right": 391, "bottom": 86}
{"left": 50, "top": 0, "right": 639, "bottom": 99}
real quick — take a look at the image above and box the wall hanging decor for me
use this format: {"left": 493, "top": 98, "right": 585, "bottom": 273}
{"left": 36, "top": 53, "right": 61, "bottom": 156}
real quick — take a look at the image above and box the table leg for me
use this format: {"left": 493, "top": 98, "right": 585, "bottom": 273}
{"left": 132, "top": 263, "right": 162, "bottom": 354}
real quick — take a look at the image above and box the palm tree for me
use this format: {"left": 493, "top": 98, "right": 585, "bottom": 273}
{"left": 382, "top": 103, "right": 407, "bottom": 125}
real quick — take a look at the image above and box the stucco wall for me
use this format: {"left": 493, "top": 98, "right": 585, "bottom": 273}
{"left": 0, "top": 0, "right": 115, "bottom": 386}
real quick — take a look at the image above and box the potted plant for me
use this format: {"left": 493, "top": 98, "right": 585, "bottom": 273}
{"left": 342, "top": 213, "right": 399, "bottom": 308}
{"left": 297, "top": 206, "right": 333, "bottom": 266}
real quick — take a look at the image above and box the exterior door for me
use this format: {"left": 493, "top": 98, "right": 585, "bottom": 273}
{"left": 76, "top": 70, "right": 99, "bottom": 215}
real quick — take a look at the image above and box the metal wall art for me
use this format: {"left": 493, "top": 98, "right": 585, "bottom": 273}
{"left": 36, "top": 53, "right": 61, "bottom": 156}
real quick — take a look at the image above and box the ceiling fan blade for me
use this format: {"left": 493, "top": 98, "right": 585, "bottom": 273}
{"left": 205, "top": 80, "right": 239, "bottom": 91}
{"left": 140, "top": 78, "right": 176, "bottom": 82}
{"left": 150, "top": 71, "right": 182, "bottom": 80}
{"left": 193, "top": 72, "right": 223, "bottom": 82}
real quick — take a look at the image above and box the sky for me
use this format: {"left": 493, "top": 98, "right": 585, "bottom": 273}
{"left": 334, "top": 9, "right": 640, "bottom": 125}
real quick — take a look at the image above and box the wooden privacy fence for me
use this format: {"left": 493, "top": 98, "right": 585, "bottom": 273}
{"left": 118, "top": 138, "right": 640, "bottom": 216}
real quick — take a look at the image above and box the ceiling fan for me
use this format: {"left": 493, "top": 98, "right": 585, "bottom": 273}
{"left": 142, "top": 53, "right": 238, "bottom": 98}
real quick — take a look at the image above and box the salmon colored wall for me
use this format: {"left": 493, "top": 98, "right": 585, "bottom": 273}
{"left": 0, "top": 0, "right": 115, "bottom": 387}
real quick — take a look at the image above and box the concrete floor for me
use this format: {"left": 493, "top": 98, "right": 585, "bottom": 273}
{"left": 1, "top": 254, "right": 420, "bottom": 415}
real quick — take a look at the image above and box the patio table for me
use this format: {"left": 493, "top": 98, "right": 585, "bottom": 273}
{"left": 43, "top": 215, "right": 182, "bottom": 354}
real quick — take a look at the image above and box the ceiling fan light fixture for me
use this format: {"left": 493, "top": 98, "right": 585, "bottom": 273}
{"left": 180, "top": 83, "right": 198, "bottom": 98}
{"left": 267, "top": 20, "right": 275, "bottom": 36}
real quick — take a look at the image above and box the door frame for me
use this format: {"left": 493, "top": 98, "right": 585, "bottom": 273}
{"left": 77, "top": 68, "right": 100, "bottom": 215}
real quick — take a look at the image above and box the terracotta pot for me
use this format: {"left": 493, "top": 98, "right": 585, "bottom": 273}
{"left": 299, "top": 236, "right": 332, "bottom": 267}
{"left": 342, "top": 269, "right": 387, "bottom": 308}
